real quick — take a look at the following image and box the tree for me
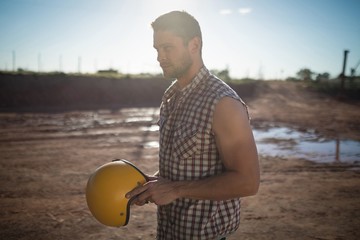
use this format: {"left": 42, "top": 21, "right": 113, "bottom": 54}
{"left": 296, "top": 68, "right": 314, "bottom": 81}
{"left": 315, "top": 72, "right": 330, "bottom": 82}
{"left": 210, "top": 68, "right": 231, "bottom": 81}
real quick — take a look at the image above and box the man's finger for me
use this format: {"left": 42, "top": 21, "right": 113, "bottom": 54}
{"left": 126, "top": 183, "right": 148, "bottom": 199}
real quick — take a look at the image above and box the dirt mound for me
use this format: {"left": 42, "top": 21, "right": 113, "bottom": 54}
{"left": 1, "top": 72, "right": 359, "bottom": 139}
{"left": 245, "top": 81, "right": 360, "bottom": 140}
{"left": 0, "top": 73, "right": 170, "bottom": 111}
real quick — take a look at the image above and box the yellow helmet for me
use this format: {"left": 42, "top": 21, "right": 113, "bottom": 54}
{"left": 86, "top": 159, "right": 147, "bottom": 227}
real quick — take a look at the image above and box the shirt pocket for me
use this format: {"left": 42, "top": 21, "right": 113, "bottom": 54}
{"left": 172, "top": 124, "right": 198, "bottom": 160}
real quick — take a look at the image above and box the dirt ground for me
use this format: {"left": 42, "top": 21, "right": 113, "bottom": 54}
{"left": 0, "top": 81, "right": 359, "bottom": 240}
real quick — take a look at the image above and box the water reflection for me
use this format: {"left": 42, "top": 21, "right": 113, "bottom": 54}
{"left": 125, "top": 117, "right": 153, "bottom": 123}
{"left": 143, "top": 141, "right": 159, "bottom": 148}
{"left": 253, "top": 127, "right": 360, "bottom": 164}
{"left": 2, "top": 108, "right": 358, "bottom": 165}
{"left": 140, "top": 125, "right": 159, "bottom": 132}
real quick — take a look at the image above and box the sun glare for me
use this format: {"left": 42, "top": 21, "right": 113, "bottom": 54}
{"left": 145, "top": 0, "right": 196, "bottom": 15}
{"left": 220, "top": 9, "right": 233, "bottom": 15}
{"left": 238, "top": 8, "right": 252, "bottom": 15}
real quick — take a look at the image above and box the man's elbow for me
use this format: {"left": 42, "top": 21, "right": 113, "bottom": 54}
{"left": 246, "top": 156, "right": 260, "bottom": 196}
{"left": 248, "top": 180, "right": 260, "bottom": 196}
{"left": 242, "top": 176, "right": 260, "bottom": 197}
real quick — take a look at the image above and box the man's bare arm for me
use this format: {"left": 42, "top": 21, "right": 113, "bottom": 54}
{"left": 127, "top": 97, "right": 260, "bottom": 205}
{"left": 173, "top": 97, "right": 259, "bottom": 200}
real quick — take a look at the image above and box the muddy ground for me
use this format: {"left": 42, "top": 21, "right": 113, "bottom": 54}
{"left": 0, "top": 80, "right": 359, "bottom": 240}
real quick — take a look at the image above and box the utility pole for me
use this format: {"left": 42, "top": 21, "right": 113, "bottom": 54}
{"left": 340, "top": 50, "right": 349, "bottom": 91}
{"left": 350, "top": 59, "right": 360, "bottom": 77}
{"left": 12, "top": 50, "right": 16, "bottom": 72}
{"left": 59, "top": 55, "right": 63, "bottom": 72}
{"left": 258, "top": 62, "right": 264, "bottom": 80}
{"left": 78, "top": 56, "right": 82, "bottom": 73}
{"left": 94, "top": 58, "right": 98, "bottom": 73}
{"left": 38, "top": 53, "right": 42, "bottom": 72}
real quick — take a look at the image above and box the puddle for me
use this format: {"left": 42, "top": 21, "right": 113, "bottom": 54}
{"left": 124, "top": 117, "right": 153, "bottom": 123}
{"left": 253, "top": 127, "right": 360, "bottom": 164}
{"left": 140, "top": 125, "right": 159, "bottom": 132}
{"left": 3, "top": 108, "right": 357, "bottom": 165}
{"left": 143, "top": 141, "right": 159, "bottom": 148}
{"left": 138, "top": 125, "right": 360, "bottom": 164}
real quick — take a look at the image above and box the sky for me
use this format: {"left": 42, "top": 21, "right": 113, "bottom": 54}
{"left": 0, "top": 0, "right": 359, "bottom": 79}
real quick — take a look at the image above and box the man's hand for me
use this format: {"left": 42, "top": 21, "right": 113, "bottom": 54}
{"left": 126, "top": 177, "right": 180, "bottom": 206}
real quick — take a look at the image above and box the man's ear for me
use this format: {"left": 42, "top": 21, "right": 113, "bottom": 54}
{"left": 189, "top": 36, "right": 202, "bottom": 54}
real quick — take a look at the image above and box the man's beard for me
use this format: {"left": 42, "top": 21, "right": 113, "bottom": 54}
{"left": 162, "top": 52, "right": 193, "bottom": 79}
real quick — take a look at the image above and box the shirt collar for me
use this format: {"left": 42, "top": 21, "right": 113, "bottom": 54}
{"left": 180, "top": 66, "right": 209, "bottom": 95}
{"left": 162, "top": 66, "right": 210, "bottom": 103}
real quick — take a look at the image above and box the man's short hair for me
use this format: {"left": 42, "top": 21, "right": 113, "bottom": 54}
{"left": 151, "top": 11, "right": 202, "bottom": 47}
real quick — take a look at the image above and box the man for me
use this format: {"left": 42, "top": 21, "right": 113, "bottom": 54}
{"left": 126, "top": 11, "right": 260, "bottom": 240}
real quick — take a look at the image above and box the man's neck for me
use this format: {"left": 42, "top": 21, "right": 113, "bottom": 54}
{"left": 177, "top": 61, "right": 204, "bottom": 90}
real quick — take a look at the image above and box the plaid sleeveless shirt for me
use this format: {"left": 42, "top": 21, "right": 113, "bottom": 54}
{"left": 157, "top": 67, "right": 246, "bottom": 240}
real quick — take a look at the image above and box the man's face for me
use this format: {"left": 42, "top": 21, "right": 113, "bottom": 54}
{"left": 153, "top": 30, "right": 193, "bottom": 79}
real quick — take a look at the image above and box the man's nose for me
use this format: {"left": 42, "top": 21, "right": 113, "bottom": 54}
{"left": 157, "top": 50, "right": 166, "bottom": 62}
